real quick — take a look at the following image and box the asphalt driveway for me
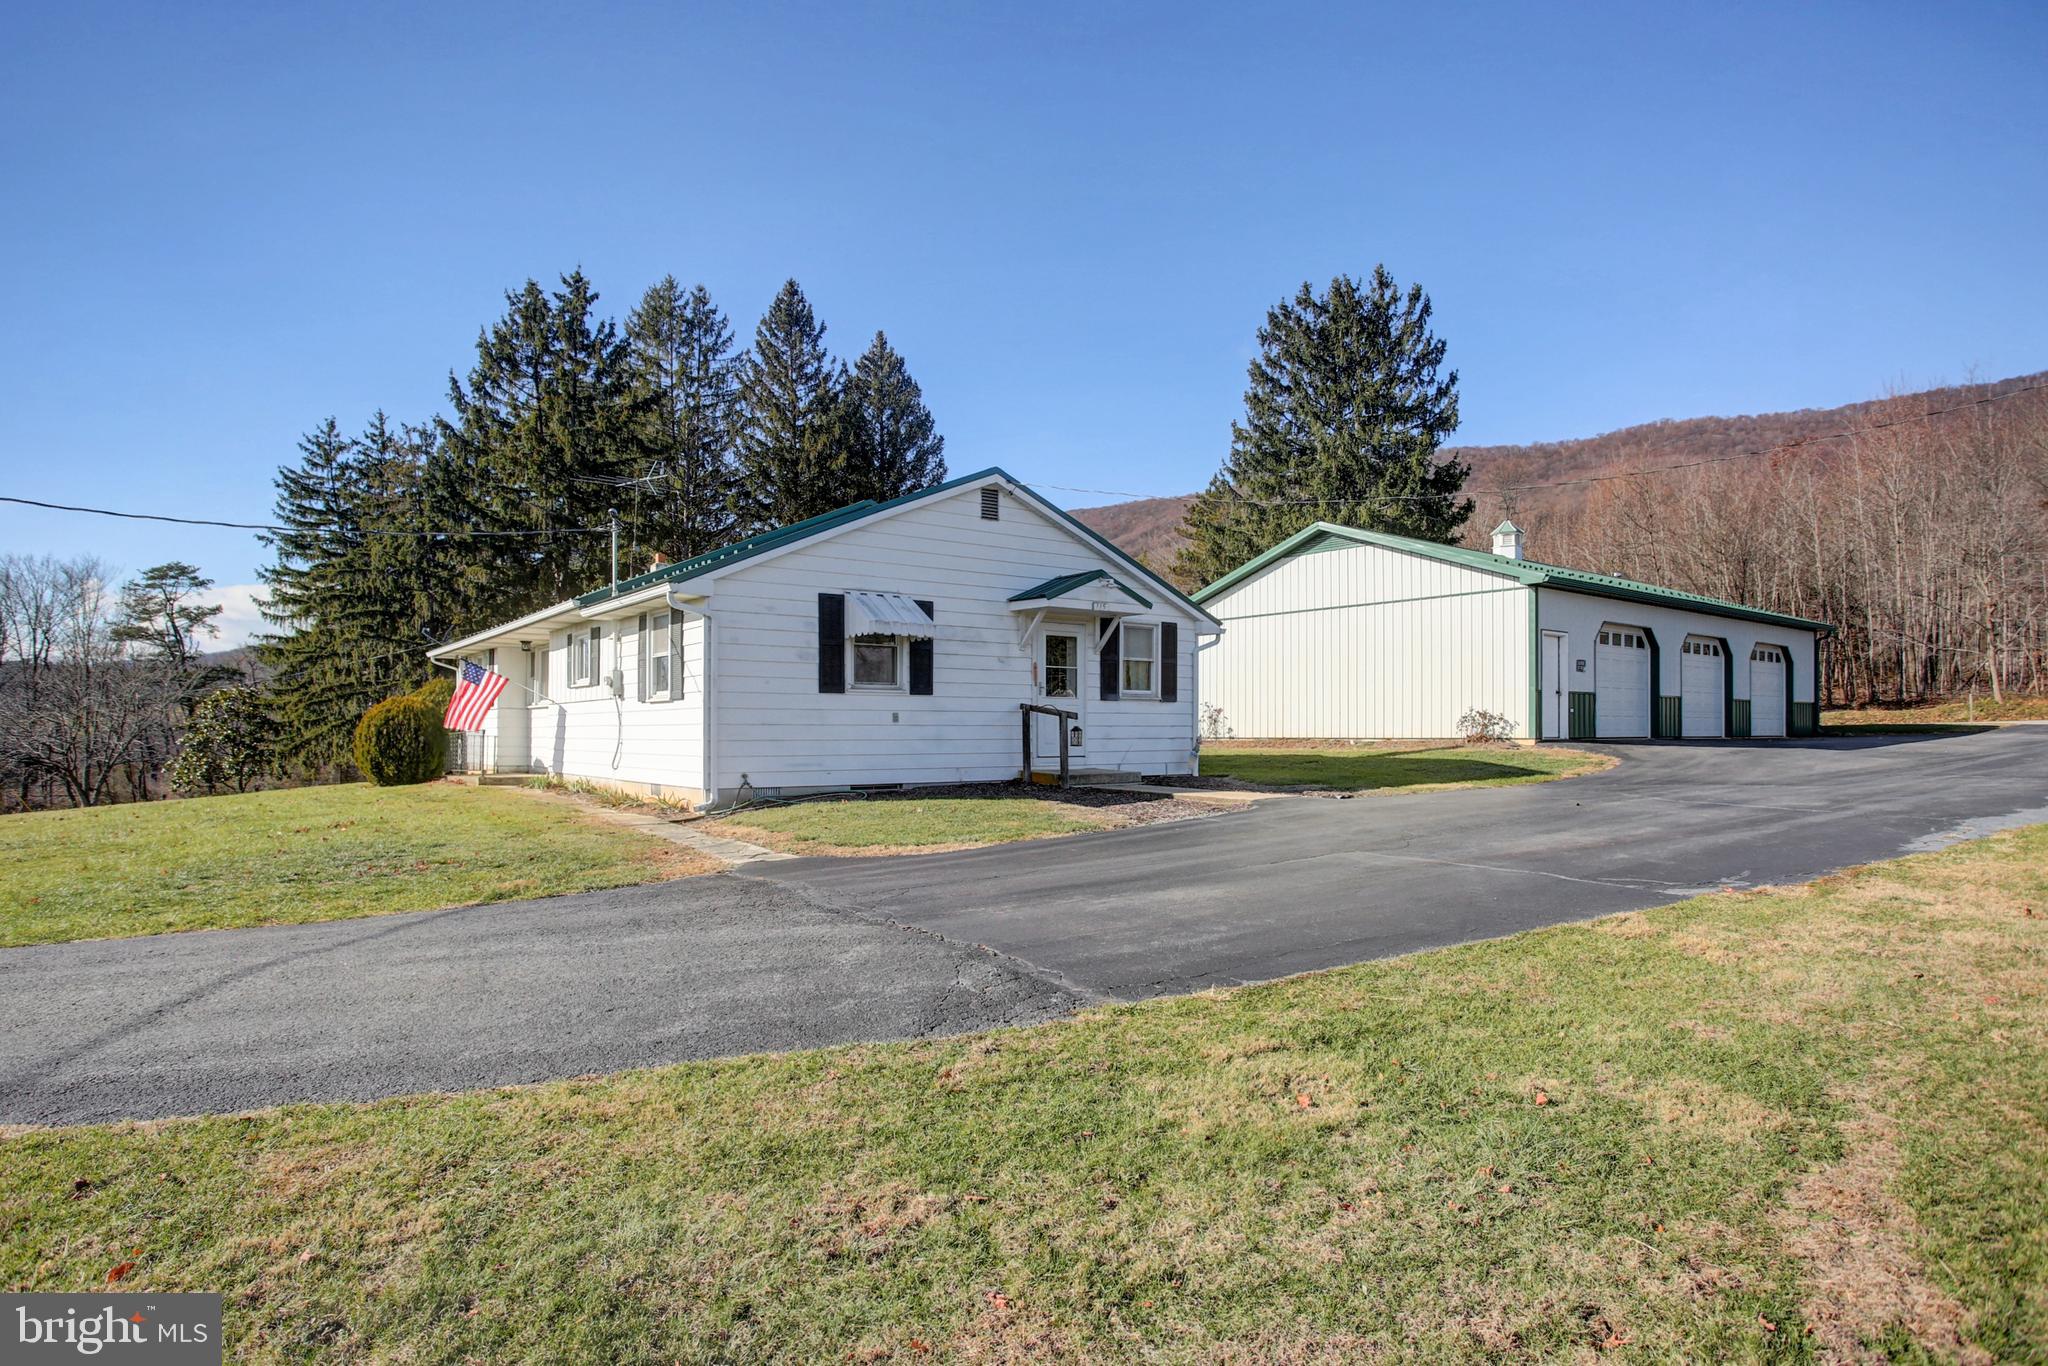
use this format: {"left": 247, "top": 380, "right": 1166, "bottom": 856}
{"left": 4, "top": 728, "right": 2044, "bottom": 1124}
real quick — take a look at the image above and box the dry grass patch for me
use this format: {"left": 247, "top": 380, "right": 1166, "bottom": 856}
{"left": 2, "top": 828, "right": 2043, "bottom": 1360}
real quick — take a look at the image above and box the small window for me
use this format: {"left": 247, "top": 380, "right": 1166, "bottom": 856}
{"left": 980, "top": 487, "right": 1000, "bottom": 520}
{"left": 851, "top": 634, "right": 903, "bottom": 689}
{"left": 529, "top": 642, "right": 550, "bottom": 704}
{"left": 638, "top": 609, "right": 680, "bottom": 702}
{"left": 1121, "top": 622, "right": 1157, "bottom": 696}
{"left": 571, "top": 625, "right": 602, "bottom": 687}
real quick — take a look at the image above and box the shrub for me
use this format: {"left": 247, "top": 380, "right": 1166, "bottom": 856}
{"left": 1457, "top": 708, "right": 1515, "bottom": 744}
{"left": 169, "top": 686, "right": 270, "bottom": 795}
{"left": 411, "top": 674, "right": 457, "bottom": 719}
{"left": 352, "top": 695, "right": 447, "bottom": 786}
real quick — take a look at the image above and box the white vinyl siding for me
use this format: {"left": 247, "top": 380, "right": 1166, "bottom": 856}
{"left": 516, "top": 613, "right": 706, "bottom": 798}
{"left": 1198, "top": 538, "right": 1531, "bottom": 739}
{"left": 705, "top": 486, "right": 1202, "bottom": 789}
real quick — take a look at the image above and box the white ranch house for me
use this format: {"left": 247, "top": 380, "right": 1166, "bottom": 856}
{"left": 428, "top": 469, "right": 1220, "bottom": 807}
{"left": 1195, "top": 519, "right": 1831, "bottom": 743}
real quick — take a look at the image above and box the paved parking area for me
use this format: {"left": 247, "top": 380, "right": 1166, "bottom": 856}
{"left": 3, "top": 728, "right": 2043, "bottom": 1124}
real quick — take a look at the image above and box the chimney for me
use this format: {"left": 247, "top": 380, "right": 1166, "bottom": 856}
{"left": 1491, "top": 520, "right": 1524, "bottom": 560}
{"left": 647, "top": 551, "right": 671, "bottom": 574}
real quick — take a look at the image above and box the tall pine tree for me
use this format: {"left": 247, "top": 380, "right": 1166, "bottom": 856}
{"left": 438, "top": 271, "right": 640, "bottom": 621}
{"left": 258, "top": 418, "right": 373, "bottom": 771}
{"left": 841, "top": 330, "right": 947, "bottom": 503}
{"left": 732, "top": 279, "right": 849, "bottom": 532}
{"left": 625, "top": 277, "right": 742, "bottom": 559}
{"left": 1174, "top": 267, "right": 1469, "bottom": 588}
{"left": 260, "top": 413, "right": 445, "bottom": 774}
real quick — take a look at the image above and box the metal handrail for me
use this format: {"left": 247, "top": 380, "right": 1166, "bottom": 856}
{"left": 1019, "top": 701, "right": 1079, "bottom": 786}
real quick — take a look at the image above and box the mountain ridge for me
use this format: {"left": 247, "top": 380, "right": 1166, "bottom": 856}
{"left": 1070, "top": 370, "right": 2048, "bottom": 581}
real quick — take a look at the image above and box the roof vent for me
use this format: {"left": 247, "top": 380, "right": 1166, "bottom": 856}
{"left": 980, "top": 486, "right": 1000, "bottom": 521}
{"left": 1491, "top": 520, "right": 1524, "bottom": 560}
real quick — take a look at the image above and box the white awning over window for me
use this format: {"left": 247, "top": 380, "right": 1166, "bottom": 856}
{"left": 847, "top": 591, "right": 936, "bottom": 638}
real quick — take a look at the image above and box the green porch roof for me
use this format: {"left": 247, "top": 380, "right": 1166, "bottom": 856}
{"left": 1194, "top": 522, "right": 1833, "bottom": 634}
{"left": 1007, "top": 569, "right": 1152, "bottom": 609}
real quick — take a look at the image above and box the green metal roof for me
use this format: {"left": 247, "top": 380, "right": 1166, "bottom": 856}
{"left": 1007, "top": 569, "right": 1152, "bottom": 609}
{"left": 1193, "top": 521, "right": 1833, "bottom": 634}
{"left": 571, "top": 467, "right": 1215, "bottom": 624}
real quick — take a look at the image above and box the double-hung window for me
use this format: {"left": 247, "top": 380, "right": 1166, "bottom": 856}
{"left": 570, "top": 626, "right": 602, "bottom": 687}
{"left": 529, "top": 641, "right": 550, "bottom": 704}
{"left": 850, "top": 634, "right": 903, "bottom": 690}
{"left": 638, "top": 609, "right": 682, "bottom": 702}
{"left": 1121, "top": 622, "right": 1157, "bottom": 696}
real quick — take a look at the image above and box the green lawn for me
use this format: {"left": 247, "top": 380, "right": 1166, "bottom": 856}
{"left": 6, "top": 828, "right": 2041, "bottom": 1361}
{"left": 0, "top": 784, "right": 712, "bottom": 947}
{"left": 712, "top": 795, "right": 1108, "bottom": 854}
{"left": 1199, "top": 742, "right": 1610, "bottom": 791}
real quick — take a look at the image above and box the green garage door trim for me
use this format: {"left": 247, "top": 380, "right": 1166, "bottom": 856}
{"left": 1568, "top": 691, "right": 1597, "bottom": 739}
{"left": 1730, "top": 698, "right": 1753, "bottom": 738}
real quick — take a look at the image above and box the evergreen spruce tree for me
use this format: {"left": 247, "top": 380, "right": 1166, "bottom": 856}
{"left": 439, "top": 271, "right": 640, "bottom": 621}
{"left": 732, "top": 279, "right": 849, "bottom": 532}
{"left": 625, "top": 277, "right": 741, "bottom": 559}
{"left": 258, "top": 418, "right": 373, "bottom": 772}
{"left": 841, "top": 330, "right": 947, "bottom": 503}
{"left": 1174, "top": 268, "right": 1470, "bottom": 589}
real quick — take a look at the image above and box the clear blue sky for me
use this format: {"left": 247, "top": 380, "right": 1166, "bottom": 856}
{"left": 3, "top": 1, "right": 2044, "bottom": 636}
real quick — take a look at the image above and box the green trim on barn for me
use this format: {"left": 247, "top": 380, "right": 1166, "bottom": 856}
{"left": 1657, "top": 696, "right": 1683, "bottom": 738}
{"left": 1528, "top": 588, "right": 1541, "bottom": 741}
{"left": 1568, "top": 691, "right": 1597, "bottom": 739}
{"left": 1791, "top": 701, "right": 1818, "bottom": 736}
{"left": 1730, "top": 698, "right": 1753, "bottom": 738}
{"left": 1193, "top": 519, "right": 1833, "bottom": 634}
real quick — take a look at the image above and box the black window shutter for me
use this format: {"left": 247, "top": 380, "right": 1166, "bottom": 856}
{"left": 1160, "top": 621, "right": 1179, "bottom": 702}
{"left": 1098, "top": 617, "right": 1120, "bottom": 700}
{"left": 909, "top": 600, "right": 935, "bottom": 695}
{"left": 818, "top": 593, "right": 845, "bottom": 693}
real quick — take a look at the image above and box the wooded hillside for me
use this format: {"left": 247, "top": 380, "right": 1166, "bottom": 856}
{"left": 1074, "top": 372, "right": 2048, "bottom": 704}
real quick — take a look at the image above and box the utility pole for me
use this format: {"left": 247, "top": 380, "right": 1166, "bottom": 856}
{"left": 609, "top": 507, "right": 620, "bottom": 592}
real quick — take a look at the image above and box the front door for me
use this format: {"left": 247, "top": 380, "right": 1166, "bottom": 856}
{"left": 1035, "top": 629, "right": 1084, "bottom": 760}
{"left": 1541, "top": 631, "right": 1565, "bottom": 739}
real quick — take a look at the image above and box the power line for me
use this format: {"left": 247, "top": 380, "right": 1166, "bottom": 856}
{"left": 1029, "top": 379, "right": 2048, "bottom": 508}
{"left": 0, "top": 495, "right": 607, "bottom": 539}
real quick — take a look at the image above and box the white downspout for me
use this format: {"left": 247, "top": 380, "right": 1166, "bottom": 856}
{"left": 672, "top": 590, "right": 717, "bottom": 808}
{"left": 1194, "top": 628, "right": 1223, "bottom": 775}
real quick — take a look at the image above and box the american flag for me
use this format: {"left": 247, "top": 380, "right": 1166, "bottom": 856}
{"left": 444, "top": 661, "right": 509, "bottom": 732}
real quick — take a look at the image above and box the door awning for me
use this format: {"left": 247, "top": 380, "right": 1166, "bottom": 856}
{"left": 847, "top": 591, "right": 937, "bottom": 638}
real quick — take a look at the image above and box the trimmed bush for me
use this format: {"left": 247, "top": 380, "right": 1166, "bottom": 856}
{"left": 411, "top": 674, "right": 457, "bottom": 719}
{"left": 352, "top": 696, "right": 446, "bottom": 786}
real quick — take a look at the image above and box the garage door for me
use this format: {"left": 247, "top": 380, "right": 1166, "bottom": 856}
{"left": 1680, "top": 637, "right": 1724, "bottom": 737}
{"left": 1595, "top": 626, "right": 1649, "bottom": 737}
{"left": 1750, "top": 644, "right": 1787, "bottom": 737}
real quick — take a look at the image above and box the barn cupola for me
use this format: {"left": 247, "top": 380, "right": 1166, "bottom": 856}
{"left": 1491, "top": 520, "right": 1525, "bottom": 560}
